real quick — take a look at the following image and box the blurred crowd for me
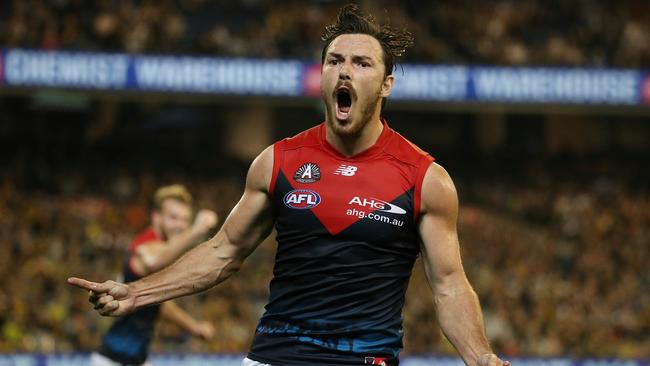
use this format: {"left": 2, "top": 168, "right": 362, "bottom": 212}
{"left": 1, "top": 155, "right": 648, "bottom": 358}
{"left": 405, "top": 169, "right": 650, "bottom": 358}
{"left": 1, "top": 0, "right": 650, "bottom": 68}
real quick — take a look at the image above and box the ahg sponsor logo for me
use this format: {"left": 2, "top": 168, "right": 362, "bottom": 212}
{"left": 346, "top": 208, "right": 404, "bottom": 227}
{"left": 348, "top": 196, "right": 406, "bottom": 215}
{"left": 284, "top": 189, "right": 321, "bottom": 209}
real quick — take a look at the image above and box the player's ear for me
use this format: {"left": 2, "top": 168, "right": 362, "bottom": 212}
{"left": 380, "top": 75, "right": 394, "bottom": 98}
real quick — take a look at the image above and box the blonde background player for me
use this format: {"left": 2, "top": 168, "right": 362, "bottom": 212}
{"left": 89, "top": 184, "right": 218, "bottom": 366}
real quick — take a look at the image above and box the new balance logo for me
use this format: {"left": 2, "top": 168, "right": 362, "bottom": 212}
{"left": 334, "top": 164, "right": 358, "bottom": 176}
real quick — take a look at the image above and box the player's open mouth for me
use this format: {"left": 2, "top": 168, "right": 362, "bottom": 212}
{"left": 335, "top": 87, "right": 353, "bottom": 121}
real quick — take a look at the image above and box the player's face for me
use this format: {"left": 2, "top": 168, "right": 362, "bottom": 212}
{"left": 321, "top": 33, "right": 394, "bottom": 136}
{"left": 155, "top": 199, "right": 192, "bottom": 240}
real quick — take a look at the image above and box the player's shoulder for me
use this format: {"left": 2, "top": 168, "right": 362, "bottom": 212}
{"left": 384, "top": 126, "right": 434, "bottom": 167}
{"left": 423, "top": 161, "right": 453, "bottom": 186}
{"left": 420, "top": 161, "right": 458, "bottom": 213}
{"left": 275, "top": 123, "right": 322, "bottom": 151}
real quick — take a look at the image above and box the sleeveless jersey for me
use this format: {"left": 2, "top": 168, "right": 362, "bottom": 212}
{"left": 100, "top": 228, "right": 161, "bottom": 365}
{"left": 248, "top": 120, "right": 434, "bottom": 366}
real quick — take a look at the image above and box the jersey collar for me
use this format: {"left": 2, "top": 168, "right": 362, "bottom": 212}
{"left": 319, "top": 118, "right": 393, "bottom": 161}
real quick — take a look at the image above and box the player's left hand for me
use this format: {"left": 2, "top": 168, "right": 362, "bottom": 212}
{"left": 477, "top": 353, "right": 510, "bottom": 366}
{"left": 193, "top": 320, "right": 215, "bottom": 340}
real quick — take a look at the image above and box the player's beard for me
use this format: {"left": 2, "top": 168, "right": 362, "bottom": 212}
{"left": 325, "top": 86, "right": 382, "bottom": 138}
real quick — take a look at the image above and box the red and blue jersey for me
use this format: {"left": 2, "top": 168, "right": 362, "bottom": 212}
{"left": 248, "top": 120, "right": 434, "bottom": 366}
{"left": 100, "top": 228, "right": 161, "bottom": 365}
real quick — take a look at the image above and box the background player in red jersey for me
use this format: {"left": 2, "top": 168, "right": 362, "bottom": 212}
{"left": 89, "top": 184, "right": 218, "bottom": 366}
{"left": 70, "top": 5, "right": 510, "bottom": 366}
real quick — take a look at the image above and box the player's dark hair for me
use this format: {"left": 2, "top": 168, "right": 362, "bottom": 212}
{"left": 321, "top": 3, "right": 414, "bottom": 78}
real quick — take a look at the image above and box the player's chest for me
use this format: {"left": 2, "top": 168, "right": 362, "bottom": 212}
{"left": 275, "top": 153, "right": 416, "bottom": 236}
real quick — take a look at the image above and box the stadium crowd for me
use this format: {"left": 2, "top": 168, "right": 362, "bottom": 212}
{"left": 0, "top": 153, "right": 648, "bottom": 357}
{"left": 1, "top": 0, "right": 650, "bottom": 67}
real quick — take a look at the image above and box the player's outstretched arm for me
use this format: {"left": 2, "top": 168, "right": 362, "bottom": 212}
{"left": 418, "top": 163, "right": 510, "bottom": 366}
{"left": 68, "top": 146, "right": 276, "bottom": 317}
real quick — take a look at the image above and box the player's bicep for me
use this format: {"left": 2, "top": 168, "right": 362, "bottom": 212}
{"left": 418, "top": 163, "right": 466, "bottom": 291}
{"left": 218, "top": 145, "right": 275, "bottom": 258}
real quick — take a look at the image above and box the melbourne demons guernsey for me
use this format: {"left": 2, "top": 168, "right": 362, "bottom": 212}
{"left": 100, "top": 228, "right": 161, "bottom": 365}
{"left": 248, "top": 120, "right": 434, "bottom": 366}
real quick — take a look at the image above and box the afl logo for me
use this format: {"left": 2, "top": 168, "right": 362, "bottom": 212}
{"left": 294, "top": 162, "right": 321, "bottom": 183}
{"left": 284, "top": 189, "right": 321, "bottom": 209}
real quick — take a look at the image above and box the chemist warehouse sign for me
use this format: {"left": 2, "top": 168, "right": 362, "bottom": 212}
{"left": 0, "top": 48, "right": 648, "bottom": 106}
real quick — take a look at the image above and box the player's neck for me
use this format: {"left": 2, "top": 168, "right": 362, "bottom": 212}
{"left": 326, "top": 116, "right": 383, "bottom": 157}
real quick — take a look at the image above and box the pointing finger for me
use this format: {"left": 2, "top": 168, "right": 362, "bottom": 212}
{"left": 68, "top": 277, "right": 113, "bottom": 293}
{"left": 68, "top": 277, "right": 100, "bottom": 291}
